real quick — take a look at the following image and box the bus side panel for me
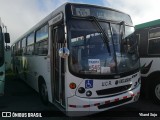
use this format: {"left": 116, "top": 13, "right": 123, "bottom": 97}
{"left": 5, "top": 50, "right": 11, "bottom": 70}
{"left": 26, "top": 56, "right": 52, "bottom": 102}
{"left": 136, "top": 25, "right": 160, "bottom": 98}
{"left": 0, "top": 64, "right": 5, "bottom": 95}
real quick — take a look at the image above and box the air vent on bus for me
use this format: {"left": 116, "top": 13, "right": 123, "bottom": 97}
{"left": 96, "top": 84, "right": 132, "bottom": 96}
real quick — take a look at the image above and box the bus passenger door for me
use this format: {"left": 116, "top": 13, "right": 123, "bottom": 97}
{"left": 51, "top": 25, "right": 65, "bottom": 108}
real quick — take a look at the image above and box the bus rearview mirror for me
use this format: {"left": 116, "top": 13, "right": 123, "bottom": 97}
{"left": 59, "top": 47, "right": 70, "bottom": 58}
{"left": 4, "top": 33, "right": 10, "bottom": 43}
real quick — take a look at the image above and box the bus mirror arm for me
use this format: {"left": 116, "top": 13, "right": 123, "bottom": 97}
{"left": 57, "top": 25, "right": 65, "bottom": 43}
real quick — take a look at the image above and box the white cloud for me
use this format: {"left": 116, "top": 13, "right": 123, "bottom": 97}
{"left": 102, "top": 0, "right": 160, "bottom": 25}
{"left": 1, "top": 0, "right": 159, "bottom": 44}
{"left": 0, "top": 0, "right": 68, "bottom": 44}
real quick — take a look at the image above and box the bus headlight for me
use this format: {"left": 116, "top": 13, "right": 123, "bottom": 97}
{"left": 78, "top": 87, "right": 85, "bottom": 94}
{"left": 69, "top": 82, "right": 76, "bottom": 89}
{"left": 86, "top": 90, "right": 92, "bottom": 97}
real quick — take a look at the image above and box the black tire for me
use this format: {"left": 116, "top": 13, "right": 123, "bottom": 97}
{"left": 39, "top": 82, "right": 49, "bottom": 105}
{"left": 150, "top": 78, "right": 160, "bottom": 104}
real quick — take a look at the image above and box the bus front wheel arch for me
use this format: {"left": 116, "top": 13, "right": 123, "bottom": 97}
{"left": 150, "top": 78, "right": 160, "bottom": 104}
{"left": 38, "top": 77, "right": 48, "bottom": 105}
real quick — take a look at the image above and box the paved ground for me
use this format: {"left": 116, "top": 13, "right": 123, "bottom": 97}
{"left": 0, "top": 74, "right": 160, "bottom": 120}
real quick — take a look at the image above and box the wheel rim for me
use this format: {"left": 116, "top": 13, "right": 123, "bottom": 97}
{"left": 155, "top": 84, "right": 160, "bottom": 100}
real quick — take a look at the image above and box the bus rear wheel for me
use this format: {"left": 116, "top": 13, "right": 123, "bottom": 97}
{"left": 150, "top": 78, "right": 160, "bottom": 104}
{"left": 39, "top": 82, "right": 48, "bottom": 105}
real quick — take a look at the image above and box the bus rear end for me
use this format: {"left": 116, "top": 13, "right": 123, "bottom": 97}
{"left": 64, "top": 3, "right": 141, "bottom": 116}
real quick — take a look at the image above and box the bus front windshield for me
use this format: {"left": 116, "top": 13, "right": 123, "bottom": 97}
{"left": 68, "top": 19, "right": 139, "bottom": 75}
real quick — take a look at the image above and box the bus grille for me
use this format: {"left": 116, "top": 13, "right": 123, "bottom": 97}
{"left": 96, "top": 84, "right": 132, "bottom": 96}
{"left": 98, "top": 97, "right": 132, "bottom": 109}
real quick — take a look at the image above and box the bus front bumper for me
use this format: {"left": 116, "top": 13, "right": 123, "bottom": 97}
{"left": 67, "top": 85, "right": 140, "bottom": 116}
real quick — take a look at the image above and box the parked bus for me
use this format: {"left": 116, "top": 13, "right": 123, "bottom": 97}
{"left": 0, "top": 18, "right": 10, "bottom": 95}
{"left": 11, "top": 3, "right": 140, "bottom": 116}
{"left": 5, "top": 47, "right": 11, "bottom": 71}
{"left": 135, "top": 19, "right": 160, "bottom": 104}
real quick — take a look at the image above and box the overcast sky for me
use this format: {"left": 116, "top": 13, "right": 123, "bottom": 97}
{"left": 0, "top": 0, "right": 160, "bottom": 44}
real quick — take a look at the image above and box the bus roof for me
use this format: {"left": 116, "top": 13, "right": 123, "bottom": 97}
{"left": 135, "top": 19, "right": 160, "bottom": 30}
{"left": 13, "top": 2, "right": 131, "bottom": 45}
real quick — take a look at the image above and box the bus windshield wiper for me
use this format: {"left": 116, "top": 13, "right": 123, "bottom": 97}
{"left": 120, "top": 21, "right": 126, "bottom": 56}
{"left": 88, "top": 16, "right": 111, "bottom": 55}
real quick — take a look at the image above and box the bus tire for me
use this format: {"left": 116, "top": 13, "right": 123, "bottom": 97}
{"left": 150, "top": 78, "right": 160, "bottom": 104}
{"left": 39, "top": 81, "right": 48, "bottom": 105}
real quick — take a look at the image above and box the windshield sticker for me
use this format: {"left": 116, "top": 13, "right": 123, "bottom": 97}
{"left": 101, "top": 67, "right": 111, "bottom": 73}
{"left": 85, "top": 80, "right": 93, "bottom": 89}
{"left": 88, "top": 59, "right": 100, "bottom": 72}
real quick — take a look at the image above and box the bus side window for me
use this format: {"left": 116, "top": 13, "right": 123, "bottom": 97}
{"left": 148, "top": 27, "right": 160, "bottom": 55}
{"left": 14, "top": 41, "right": 21, "bottom": 56}
{"left": 35, "top": 24, "right": 48, "bottom": 56}
{"left": 11, "top": 45, "right": 15, "bottom": 57}
{"left": 19, "top": 41, "right": 21, "bottom": 56}
{"left": 15, "top": 43, "right": 19, "bottom": 56}
{"left": 21, "top": 38, "right": 26, "bottom": 55}
{"left": 26, "top": 32, "right": 34, "bottom": 55}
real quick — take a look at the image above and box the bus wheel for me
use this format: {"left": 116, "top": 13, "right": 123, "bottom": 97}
{"left": 150, "top": 79, "right": 160, "bottom": 104}
{"left": 39, "top": 82, "right": 48, "bottom": 105}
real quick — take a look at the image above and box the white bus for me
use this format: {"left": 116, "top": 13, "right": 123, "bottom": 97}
{"left": 11, "top": 3, "right": 140, "bottom": 116}
{"left": 0, "top": 18, "right": 10, "bottom": 95}
{"left": 135, "top": 19, "right": 160, "bottom": 104}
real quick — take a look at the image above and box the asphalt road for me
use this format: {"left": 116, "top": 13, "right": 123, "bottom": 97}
{"left": 0, "top": 74, "right": 160, "bottom": 120}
